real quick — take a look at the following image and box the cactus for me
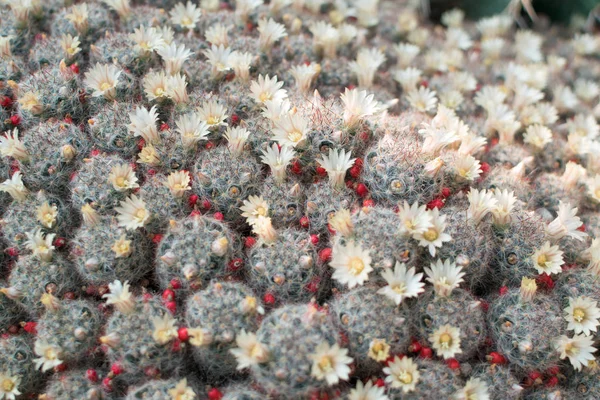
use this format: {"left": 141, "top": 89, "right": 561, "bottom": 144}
{"left": 87, "top": 101, "right": 141, "bottom": 158}
{"left": 156, "top": 214, "right": 241, "bottom": 294}
{"left": 259, "top": 175, "right": 305, "bottom": 229}
{"left": 247, "top": 228, "right": 320, "bottom": 303}
{"left": 185, "top": 281, "right": 263, "bottom": 381}
{"left": 36, "top": 299, "right": 103, "bottom": 366}
{"left": 524, "top": 388, "right": 579, "bottom": 400}
{"left": 553, "top": 268, "right": 600, "bottom": 307}
{"left": 0, "top": 335, "right": 42, "bottom": 396}
{"left": 531, "top": 173, "right": 583, "bottom": 215}
{"left": 90, "top": 32, "right": 160, "bottom": 76}
{"left": 125, "top": 378, "right": 199, "bottom": 400}
{"left": 469, "top": 364, "right": 523, "bottom": 400}
{"left": 386, "top": 359, "right": 464, "bottom": 399}
{"left": 42, "top": 369, "right": 109, "bottom": 400}
{"left": 0, "top": 279, "right": 27, "bottom": 331}
{"left": 71, "top": 216, "right": 153, "bottom": 285}
{"left": 331, "top": 286, "right": 412, "bottom": 374}
{"left": 304, "top": 180, "right": 355, "bottom": 233}
{"left": 51, "top": 3, "right": 115, "bottom": 45}
{"left": 138, "top": 172, "right": 192, "bottom": 233}
{"left": 222, "top": 383, "right": 265, "bottom": 400}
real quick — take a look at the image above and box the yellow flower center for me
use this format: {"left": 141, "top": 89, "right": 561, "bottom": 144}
{"left": 573, "top": 308, "right": 586, "bottom": 322}
{"left": 155, "top": 87, "right": 165, "bottom": 97}
{"left": 392, "top": 283, "right": 406, "bottom": 294}
{"left": 565, "top": 342, "right": 578, "bottom": 356}
{"left": 1, "top": 379, "right": 14, "bottom": 392}
{"left": 181, "top": 17, "right": 192, "bottom": 26}
{"left": 244, "top": 296, "right": 257, "bottom": 310}
{"left": 135, "top": 209, "right": 146, "bottom": 220}
{"left": 287, "top": 130, "right": 303, "bottom": 143}
{"left": 256, "top": 206, "right": 267, "bottom": 216}
{"left": 100, "top": 82, "right": 112, "bottom": 91}
{"left": 423, "top": 228, "right": 438, "bottom": 242}
{"left": 392, "top": 181, "right": 402, "bottom": 189}
{"left": 37, "top": 244, "right": 48, "bottom": 252}
{"left": 259, "top": 92, "right": 272, "bottom": 103}
{"left": 537, "top": 253, "right": 547, "bottom": 266}
{"left": 348, "top": 257, "right": 365, "bottom": 275}
{"left": 206, "top": 116, "right": 220, "bottom": 126}
{"left": 116, "top": 176, "right": 127, "bottom": 187}
{"left": 398, "top": 371, "right": 413, "bottom": 384}
{"left": 67, "top": 47, "right": 76, "bottom": 55}
{"left": 439, "top": 333, "right": 452, "bottom": 348}
{"left": 318, "top": 355, "right": 334, "bottom": 372}
{"left": 595, "top": 189, "right": 600, "bottom": 200}
{"left": 45, "top": 347, "right": 58, "bottom": 360}
{"left": 44, "top": 213, "right": 55, "bottom": 224}
{"left": 250, "top": 343, "right": 264, "bottom": 358}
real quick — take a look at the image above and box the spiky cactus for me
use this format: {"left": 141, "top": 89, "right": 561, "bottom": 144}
{"left": 51, "top": 3, "right": 115, "bottom": 44}
{"left": 0, "top": 335, "right": 42, "bottom": 396}
{"left": 304, "top": 180, "right": 355, "bottom": 233}
{"left": 222, "top": 383, "right": 265, "bottom": 400}
{"left": 125, "top": 377, "right": 198, "bottom": 400}
{"left": 87, "top": 101, "right": 140, "bottom": 158}
{"left": 138, "top": 172, "right": 192, "bottom": 233}
{"left": 470, "top": 364, "right": 524, "bottom": 400}
{"left": 259, "top": 176, "right": 306, "bottom": 229}
{"left": 90, "top": 32, "right": 159, "bottom": 76}
{"left": 385, "top": 359, "right": 463, "bottom": 399}
{"left": 42, "top": 369, "right": 109, "bottom": 400}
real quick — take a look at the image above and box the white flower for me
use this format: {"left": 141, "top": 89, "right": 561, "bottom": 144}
{"left": 234, "top": 0, "right": 262, "bottom": 23}
{"left": 310, "top": 342, "right": 352, "bottom": 385}
{"left": 406, "top": 87, "right": 438, "bottom": 112}
{"left": 309, "top": 21, "right": 341, "bottom": 59}
{"left": 262, "top": 99, "right": 290, "bottom": 122}
{"left": 348, "top": 380, "right": 389, "bottom": 400}
{"left": 111, "top": 235, "right": 132, "bottom": 258}
{"left": 523, "top": 124, "right": 552, "bottom": 149}
{"left": 224, "top": 127, "right": 250, "bottom": 156}
{"left": 476, "top": 15, "right": 512, "bottom": 38}
{"left": 328, "top": 209, "right": 353, "bottom": 237}
{"left": 330, "top": 240, "right": 373, "bottom": 288}
{"left": 585, "top": 238, "right": 600, "bottom": 275}
{"left": 272, "top": 112, "right": 310, "bottom": 148}
{"left": 0, "top": 128, "right": 28, "bottom": 161}
{"left": 546, "top": 202, "right": 587, "bottom": 242}
{"left": 394, "top": 42, "right": 420, "bottom": 68}
{"left": 515, "top": 30, "right": 543, "bottom": 63}
{"left": 442, "top": 8, "right": 464, "bottom": 27}
{"left": 170, "top": 1, "right": 201, "bottom": 30}
{"left": 168, "top": 378, "right": 196, "bottom": 400}
{"left": 60, "top": 34, "right": 81, "bottom": 58}
{"left": 128, "top": 105, "right": 160, "bottom": 144}
{"left": 240, "top": 295, "right": 264, "bottom": 315}
{"left": 567, "top": 114, "right": 599, "bottom": 139}
{"left": 394, "top": 68, "right": 422, "bottom": 91}
{"left": 33, "top": 340, "right": 63, "bottom": 372}
{"left": 250, "top": 74, "right": 287, "bottom": 105}
{"left": 66, "top": 3, "right": 89, "bottom": 33}
{"left": 36, "top": 201, "right": 58, "bottom": 229}
{"left": 439, "top": 90, "right": 464, "bottom": 110}
{"left": 0, "top": 286, "right": 21, "bottom": 300}
{"left": 349, "top": 48, "right": 386, "bottom": 89}
{"left": 556, "top": 334, "right": 597, "bottom": 371}
{"left": 257, "top": 18, "right": 287, "bottom": 51}
{"left": 491, "top": 189, "right": 517, "bottom": 226}
{"left": 102, "top": 0, "right": 131, "bottom": 17}
{"left": 157, "top": 42, "right": 193, "bottom": 75}
{"left": 102, "top": 280, "right": 136, "bottom": 314}
{"left": 454, "top": 378, "right": 490, "bottom": 400}
{"left": 187, "top": 327, "right": 213, "bottom": 347}
{"left": 572, "top": 33, "right": 598, "bottom": 56}
{"left": 317, "top": 148, "right": 355, "bottom": 189}
{"left": 383, "top": 356, "right": 420, "bottom": 393}
{"left": 565, "top": 296, "right": 600, "bottom": 336}
{"left": 413, "top": 209, "right": 452, "bottom": 257}
{"left": 108, "top": 164, "right": 138, "bottom": 192}
{"left": 197, "top": 100, "right": 228, "bottom": 129}
{"left": 531, "top": 242, "right": 564, "bottom": 275}
{"left": 157, "top": 26, "right": 175, "bottom": 44}
{"left": 17, "top": 91, "right": 43, "bottom": 115}
{"left": 205, "top": 23, "right": 229, "bottom": 47}
{"left": 553, "top": 85, "right": 579, "bottom": 113}
{"left": 397, "top": 201, "right": 433, "bottom": 236}
{"left": 229, "top": 50, "right": 253, "bottom": 82}
{"left": 115, "top": 194, "right": 150, "bottom": 230}
{"left": 137, "top": 144, "right": 161, "bottom": 166}
{"left": 130, "top": 26, "right": 165, "bottom": 55}
{"left": 290, "top": 63, "right": 320, "bottom": 94}
{"left": 166, "top": 73, "right": 189, "bottom": 104}
{"left": 260, "top": 143, "right": 295, "bottom": 183}
{"left": 445, "top": 27, "right": 473, "bottom": 50}
{"left": 430, "top": 324, "right": 462, "bottom": 359}
{"left": 467, "top": 188, "right": 498, "bottom": 225}
{"left": 203, "top": 44, "right": 232, "bottom": 77}
{"left": 0, "top": 172, "right": 28, "bottom": 201}
{"left": 0, "top": 35, "right": 13, "bottom": 59}
{"left": 142, "top": 70, "right": 169, "bottom": 101}
{"left": 230, "top": 330, "right": 269, "bottom": 369}
{"left": 151, "top": 313, "right": 178, "bottom": 344}
{"left": 0, "top": 373, "right": 21, "bottom": 400}
{"left": 453, "top": 155, "right": 482, "bottom": 182}
{"left": 340, "top": 88, "right": 380, "bottom": 129}
{"left": 84, "top": 63, "right": 121, "bottom": 100}
{"left": 520, "top": 277, "right": 538, "bottom": 301}
{"left": 378, "top": 262, "right": 425, "bottom": 305}
{"left": 80, "top": 204, "right": 99, "bottom": 227}
{"left": 25, "top": 229, "right": 55, "bottom": 262}
{"left": 164, "top": 170, "right": 191, "bottom": 198}
{"left": 419, "top": 126, "right": 459, "bottom": 155}
{"left": 176, "top": 112, "right": 209, "bottom": 149}
{"left": 240, "top": 195, "right": 269, "bottom": 226}
{"left": 424, "top": 259, "right": 465, "bottom": 297}
{"left": 481, "top": 37, "right": 505, "bottom": 61}
{"left": 211, "top": 237, "right": 229, "bottom": 256}
{"left": 562, "top": 162, "right": 587, "bottom": 190}
{"left": 575, "top": 79, "right": 599, "bottom": 103}
{"left": 252, "top": 215, "right": 278, "bottom": 243}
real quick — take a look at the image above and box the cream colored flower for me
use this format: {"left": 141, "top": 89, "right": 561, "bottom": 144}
{"left": 383, "top": 356, "right": 419, "bottom": 393}
{"left": 25, "top": 229, "right": 55, "bottom": 262}
{"left": 170, "top": 1, "right": 202, "bottom": 30}
{"left": 531, "top": 242, "right": 564, "bottom": 275}
{"left": 109, "top": 164, "right": 139, "bottom": 192}
{"left": 467, "top": 188, "right": 498, "bottom": 225}
{"left": 157, "top": 42, "right": 193, "bottom": 75}
{"left": 128, "top": 105, "right": 160, "bottom": 144}
{"left": 166, "top": 73, "right": 189, "bottom": 104}
{"left": 202, "top": 44, "right": 232, "bottom": 77}
{"left": 586, "top": 238, "right": 600, "bottom": 275}
{"left": 250, "top": 74, "right": 287, "bottom": 105}
{"left": 60, "top": 34, "right": 81, "bottom": 57}
{"left": 310, "top": 342, "right": 352, "bottom": 385}
{"left": 378, "top": 262, "right": 425, "bottom": 305}
{"left": 102, "top": 280, "right": 136, "bottom": 314}
{"left": 84, "top": 63, "right": 121, "bottom": 100}
{"left": 36, "top": 201, "right": 58, "bottom": 229}
{"left": 143, "top": 70, "right": 170, "bottom": 101}
{"left": 454, "top": 378, "right": 490, "bottom": 400}
{"left": 66, "top": 3, "right": 89, "bottom": 33}
{"left": 348, "top": 380, "right": 388, "bottom": 400}
{"left": 290, "top": 63, "right": 320, "bottom": 94}
{"left": 164, "top": 170, "right": 191, "bottom": 198}
{"left": 407, "top": 87, "right": 438, "bottom": 113}
{"left": 197, "top": 100, "right": 228, "bottom": 129}
{"left": 168, "top": 378, "right": 196, "bottom": 400}
{"left": 520, "top": 277, "right": 537, "bottom": 301}
{"left": 130, "top": 26, "right": 165, "bottom": 55}
{"left": 429, "top": 324, "right": 462, "bottom": 359}
{"left": 137, "top": 144, "right": 162, "bottom": 166}
{"left": 17, "top": 91, "right": 43, "bottom": 115}
{"left": 151, "top": 313, "right": 178, "bottom": 345}
{"left": 176, "top": 113, "right": 209, "bottom": 149}
{"left": 0, "top": 372, "right": 21, "bottom": 400}
{"left": 413, "top": 209, "right": 452, "bottom": 257}
{"left": 0, "top": 171, "right": 28, "bottom": 201}
{"left": 564, "top": 296, "right": 600, "bottom": 336}
{"left": 101, "top": 0, "right": 131, "bottom": 18}
{"left": 340, "top": 88, "right": 380, "bottom": 129}
{"left": 556, "top": 334, "right": 597, "bottom": 371}
{"left": 397, "top": 201, "right": 432, "bottom": 236}
{"left": 240, "top": 195, "right": 269, "bottom": 226}
{"left": 0, "top": 128, "right": 28, "bottom": 161}
{"left": 260, "top": 143, "right": 295, "bottom": 183}
{"left": 453, "top": 155, "right": 482, "bottom": 182}
{"left": 0, "top": 35, "right": 13, "bottom": 59}
{"left": 368, "top": 339, "right": 390, "bottom": 362}
{"left": 188, "top": 327, "right": 213, "bottom": 347}
{"left": 424, "top": 259, "right": 465, "bottom": 297}
{"left": 349, "top": 48, "right": 386, "bottom": 89}
{"left": 230, "top": 330, "right": 269, "bottom": 370}
{"left": 240, "top": 296, "right": 264, "bottom": 315}
{"left": 257, "top": 18, "right": 287, "bottom": 51}
{"left": 318, "top": 148, "right": 355, "bottom": 190}
{"left": 546, "top": 201, "right": 587, "bottom": 242}
{"left": 224, "top": 127, "right": 250, "bottom": 156}
{"left": 33, "top": 340, "right": 63, "bottom": 372}
{"left": 81, "top": 204, "right": 99, "bottom": 226}
{"left": 523, "top": 124, "right": 552, "bottom": 149}
{"left": 115, "top": 194, "right": 150, "bottom": 230}
{"left": 252, "top": 215, "right": 278, "bottom": 244}
{"left": 328, "top": 209, "right": 353, "bottom": 237}
{"left": 272, "top": 112, "right": 310, "bottom": 149}
{"left": 211, "top": 237, "right": 229, "bottom": 256}
{"left": 491, "top": 189, "right": 517, "bottom": 226}
{"left": 330, "top": 240, "right": 373, "bottom": 288}
{"left": 229, "top": 50, "right": 253, "bottom": 82}
{"left": 111, "top": 235, "right": 132, "bottom": 258}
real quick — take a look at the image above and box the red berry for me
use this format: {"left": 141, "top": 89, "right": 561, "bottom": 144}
{"left": 170, "top": 279, "right": 182, "bottom": 290}
{"left": 305, "top": 277, "right": 320, "bottom": 293}
{"left": 487, "top": 351, "right": 507, "bottom": 365}
{"left": 499, "top": 286, "right": 508, "bottom": 295}
{"left": 479, "top": 300, "right": 489, "bottom": 312}
{"left": 178, "top": 327, "right": 189, "bottom": 342}
{"left": 64, "top": 116, "right": 73, "bottom": 124}
{"left": 152, "top": 234, "right": 163, "bottom": 244}
{"left": 7, "top": 325, "right": 18, "bottom": 334}
{"left": 356, "top": 183, "right": 369, "bottom": 197}
{"left": 165, "top": 301, "right": 177, "bottom": 314}
{"left": 291, "top": 160, "right": 302, "bottom": 175}
{"left": 213, "top": 212, "right": 224, "bottom": 221}
{"left": 310, "top": 234, "right": 319, "bottom": 245}
{"left": 22, "top": 322, "right": 37, "bottom": 334}
{"left": 408, "top": 340, "right": 422, "bottom": 353}
{"left": 190, "top": 210, "right": 202, "bottom": 218}
{"left": 171, "top": 339, "right": 182, "bottom": 352}
{"left": 480, "top": 162, "right": 490, "bottom": 175}
{"left": 375, "top": 378, "right": 385, "bottom": 387}
{"left": 347, "top": 85, "right": 356, "bottom": 90}
{"left": 316, "top": 166, "right": 327, "bottom": 176}
{"left": 419, "top": 347, "right": 433, "bottom": 359}
{"left": 188, "top": 194, "right": 199, "bottom": 207}
{"left": 244, "top": 236, "right": 256, "bottom": 248}
{"left": 362, "top": 199, "right": 375, "bottom": 207}
{"left": 201, "top": 199, "right": 211, "bottom": 210}
{"left": 1, "top": 96, "right": 12, "bottom": 108}
{"left": 536, "top": 273, "right": 554, "bottom": 291}
{"left": 54, "top": 363, "right": 67, "bottom": 372}
{"left": 90, "top": 149, "right": 101, "bottom": 157}
{"left": 318, "top": 248, "right": 332, "bottom": 263}
{"left": 63, "top": 292, "right": 76, "bottom": 300}
{"left": 102, "top": 377, "right": 113, "bottom": 391}
{"left": 446, "top": 358, "right": 460, "bottom": 370}
{"left": 205, "top": 141, "right": 215, "bottom": 150}
{"left": 420, "top": 79, "right": 429, "bottom": 88}
{"left": 53, "top": 237, "right": 66, "bottom": 248}
{"left": 263, "top": 293, "right": 276, "bottom": 305}
{"left": 10, "top": 115, "right": 20, "bottom": 125}
{"left": 577, "top": 224, "right": 586, "bottom": 232}
{"left": 327, "top": 224, "right": 336, "bottom": 235}
{"left": 426, "top": 197, "right": 445, "bottom": 210}
{"left": 359, "top": 130, "right": 370, "bottom": 141}
{"left": 162, "top": 289, "right": 175, "bottom": 302}
{"left": 147, "top": 169, "right": 156, "bottom": 176}
{"left": 354, "top": 158, "right": 364, "bottom": 168}
{"left": 86, "top": 369, "right": 98, "bottom": 383}
{"left": 228, "top": 258, "right": 244, "bottom": 271}
{"left": 441, "top": 187, "right": 451, "bottom": 198}
{"left": 70, "top": 64, "right": 79, "bottom": 74}
{"left": 110, "top": 363, "right": 124, "bottom": 375}
{"left": 545, "top": 376, "right": 559, "bottom": 387}
{"left": 144, "top": 366, "right": 159, "bottom": 378}
{"left": 160, "top": 123, "right": 170, "bottom": 131}
{"left": 208, "top": 388, "right": 223, "bottom": 400}
{"left": 299, "top": 216, "right": 310, "bottom": 228}
{"left": 529, "top": 371, "right": 542, "bottom": 381}
{"left": 230, "top": 114, "right": 240, "bottom": 126}
{"left": 349, "top": 165, "right": 361, "bottom": 178}
{"left": 6, "top": 247, "right": 18, "bottom": 257}
{"left": 546, "top": 366, "right": 560, "bottom": 376}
